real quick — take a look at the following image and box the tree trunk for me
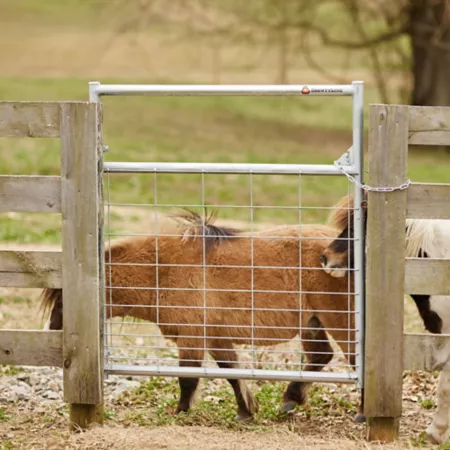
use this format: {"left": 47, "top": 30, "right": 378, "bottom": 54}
{"left": 409, "top": 0, "right": 450, "bottom": 107}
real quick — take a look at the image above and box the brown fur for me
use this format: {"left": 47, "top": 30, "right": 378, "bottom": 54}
{"left": 41, "top": 211, "right": 355, "bottom": 418}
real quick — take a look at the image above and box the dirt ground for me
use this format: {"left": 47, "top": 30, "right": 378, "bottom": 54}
{"left": 2, "top": 425, "right": 433, "bottom": 450}
{"left": 0, "top": 395, "right": 438, "bottom": 450}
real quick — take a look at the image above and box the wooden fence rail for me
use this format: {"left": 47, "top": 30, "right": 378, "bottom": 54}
{"left": 365, "top": 104, "right": 450, "bottom": 442}
{"left": 0, "top": 101, "right": 104, "bottom": 430}
{"left": 0, "top": 99, "right": 449, "bottom": 439}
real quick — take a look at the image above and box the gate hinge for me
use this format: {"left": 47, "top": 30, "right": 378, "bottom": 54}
{"left": 336, "top": 147, "right": 352, "bottom": 167}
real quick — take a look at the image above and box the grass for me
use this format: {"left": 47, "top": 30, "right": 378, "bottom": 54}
{"left": 0, "top": 408, "right": 10, "bottom": 421}
{"left": 0, "top": 75, "right": 448, "bottom": 243}
{"left": 109, "top": 376, "right": 360, "bottom": 432}
{"left": 0, "top": 1, "right": 446, "bottom": 244}
{"left": 0, "top": 366, "right": 25, "bottom": 377}
{"left": 419, "top": 397, "right": 436, "bottom": 410}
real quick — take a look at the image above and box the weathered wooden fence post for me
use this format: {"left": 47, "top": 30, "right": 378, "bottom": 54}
{"left": 60, "top": 102, "right": 104, "bottom": 429}
{"left": 364, "top": 104, "right": 409, "bottom": 441}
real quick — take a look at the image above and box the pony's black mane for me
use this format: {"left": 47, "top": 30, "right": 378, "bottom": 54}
{"left": 171, "top": 209, "right": 241, "bottom": 254}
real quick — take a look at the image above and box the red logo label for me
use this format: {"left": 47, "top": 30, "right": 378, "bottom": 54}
{"left": 301, "top": 86, "right": 310, "bottom": 95}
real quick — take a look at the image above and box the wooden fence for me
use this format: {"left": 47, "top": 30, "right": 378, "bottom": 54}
{"left": 365, "top": 104, "right": 450, "bottom": 441}
{"left": 0, "top": 101, "right": 105, "bottom": 429}
{"left": 1, "top": 100, "right": 449, "bottom": 439}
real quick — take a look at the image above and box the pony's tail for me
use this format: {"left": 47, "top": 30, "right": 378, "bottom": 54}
{"left": 39, "top": 288, "right": 62, "bottom": 322}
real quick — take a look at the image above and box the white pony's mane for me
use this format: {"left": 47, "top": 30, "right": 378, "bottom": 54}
{"left": 405, "top": 219, "right": 435, "bottom": 257}
{"left": 405, "top": 219, "right": 450, "bottom": 258}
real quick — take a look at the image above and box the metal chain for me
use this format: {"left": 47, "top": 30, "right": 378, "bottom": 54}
{"left": 334, "top": 161, "right": 411, "bottom": 192}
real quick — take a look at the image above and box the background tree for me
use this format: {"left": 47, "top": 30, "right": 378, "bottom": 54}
{"left": 100, "top": 0, "right": 450, "bottom": 107}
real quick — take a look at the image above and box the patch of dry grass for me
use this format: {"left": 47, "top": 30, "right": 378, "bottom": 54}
{"left": 33, "top": 425, "right": 429, "bottom": 450}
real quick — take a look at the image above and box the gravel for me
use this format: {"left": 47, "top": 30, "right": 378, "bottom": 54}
{"left": 0, "top": 367, "right": 144, "bottom": 406}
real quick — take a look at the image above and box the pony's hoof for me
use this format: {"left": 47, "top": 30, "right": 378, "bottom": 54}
{"left": 280, "top": 400, "right": 297, "bottom": 414}
{"left": 354, "top": 413, "right": 366, "bottom": 423}
{"left": 425, "top": 433, "right": 440, "bottom": 445}
{"left": 235, "top": 413, "right": 253, "bottom": 423}
{"left": 425, "top": 426, "right": 450, "bottom": 445}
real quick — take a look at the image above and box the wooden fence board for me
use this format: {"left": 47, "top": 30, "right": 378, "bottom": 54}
{"left": 405, "top": 258, "right": 450, "bottom": 295}
{"left": 0, "top": 250, "right": 62, "bottom": 288}
{"left": 404, "top": 333, "right": 450, "bottom": 372}
{"left": 0, "top": 330, "right": 62, "bottom": 367}
{"left": 408, "top": 106, "right": 450, "bottom": 145}
{"left": 0, "top": 175, "right": 61, "bottom": 213}
{"left": 365, "top": 104, "right": 409, "bottom": 441}
{"left": 407, "top": 183, "right": 450, "bottom": 219}
{"left": 0, "top": 102, "right": 61, "bottom": 138}
{"left": 60, "top": 102, "right": 103, "bottom": 412}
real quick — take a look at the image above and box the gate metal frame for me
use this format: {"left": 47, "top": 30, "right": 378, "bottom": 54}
{"left": 88, "top": 81, "right": 365, "bottom": 387}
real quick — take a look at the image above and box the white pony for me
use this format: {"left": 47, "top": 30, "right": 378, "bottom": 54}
{"left": 405, "top": 219, "right": 450, "bottom": 444}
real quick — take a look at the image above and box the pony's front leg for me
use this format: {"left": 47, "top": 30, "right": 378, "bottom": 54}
{"left": 317, "top": 312, "right": 364, "bottom": 422}
{"left": 426, "top": 371, "right": 450, "bottom": 444}
{"left": 175, "top": 346, "right": 204, "bottom": 414}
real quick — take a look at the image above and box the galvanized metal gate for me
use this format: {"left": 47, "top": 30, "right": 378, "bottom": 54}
{"left": 88, "top": 81, "right": 365, "bottom": 388}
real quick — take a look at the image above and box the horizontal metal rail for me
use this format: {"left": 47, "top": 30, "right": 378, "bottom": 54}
{"left": 106, "top": 202, "right": 354, "bottom": 211}
{"left": 90, "top": 83, "right": 355, "bottom": 98}
{"left": 107, "top": 359, "right": 352, "bottom": 370}
{"left": 104, "top": 162, "right": 357, "bottom": 175}
{"left": 105, "top": 364, "right": 358, "bottom": 383}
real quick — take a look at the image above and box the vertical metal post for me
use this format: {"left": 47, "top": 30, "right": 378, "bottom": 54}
{"left": 351, "top": 81, "right": 365, "bottom": 388}
{"left": 88, "top": 81, "right": 106, "bottom": 379}
{"left": 89, "top": 81, "right": 101, "bottom": 103}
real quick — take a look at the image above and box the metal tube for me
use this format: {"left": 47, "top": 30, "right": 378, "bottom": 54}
{"left": 92, "top": 84, "right": 355, "bottom": 97}
{"left": 351, "top": 81, "right": 365, "bottom": 389}
{"left": 89, "top": 81, "right": 101, "bottom": 103}
{"left": 105, "top": 364, "right": 358, "bottom": 383}
{"left": 104, "top": 161, "right": 358, "bottom": 175}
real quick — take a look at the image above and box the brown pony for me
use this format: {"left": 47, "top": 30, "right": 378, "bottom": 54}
{"left": 42, "top": 211, "right": 358, "bottom": 421}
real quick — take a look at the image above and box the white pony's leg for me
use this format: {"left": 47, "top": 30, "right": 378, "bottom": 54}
{"left": 426, "top": 297, "right": 450, "bottom": 443}
{"left": 427, "top": 371, "right": 450, "bottom": 444}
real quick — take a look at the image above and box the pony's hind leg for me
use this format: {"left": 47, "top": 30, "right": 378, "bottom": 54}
{"left": 426, "top": 371, "right": 450, "bottom": 444}
{"left": 175, "top": 345, "right": 204, "bottom": 414}
{"left": 209, "top": 341, "right": 258, "bottom": 421}
{"left": 281, "top": 316, "right": 333, "bottom": 413}
{"left": 321, "top": 318, "right": 365, "bottom": 422}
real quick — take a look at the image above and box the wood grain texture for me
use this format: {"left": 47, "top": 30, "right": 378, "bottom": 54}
{"left": 404, "top": 333, "right": 450, "bottom": 372}
{"left": 60, "top": 102, "right": 103, "bottom": 407}
{"left": 0, "top": 175, "right": 61, "bottom": 213}
{"left": 0, "top": 250, "right": 62, "bottom": 288}
{"left": 0, "top": 330, "right": 62, "bottom": 367}
{"left": 365, "top": 105, "right": 409, "bottom": 440}
{"left": 408, "top": 105, "right": 450, "bottom": 145}
{"left": 0, "top": 102, "right": 61, "bottom": 137}
{"left": 407, "top": 183, "right": 450, "bottom": 219}
{"left": 405, "top": 258, "right": 450, "bottom": 295}
{"left": 70, "top": 404, "right": 104, "bottom": 431}
{"left": 366, "top": 418, "right": 399, "bottom": 443}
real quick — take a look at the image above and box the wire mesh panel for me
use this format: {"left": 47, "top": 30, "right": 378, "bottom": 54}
{"left": 91, "top": 82, "right": 365, "bottom": 386}
{"left": 102, "top": 171, "right": 360, "bottom": 384}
